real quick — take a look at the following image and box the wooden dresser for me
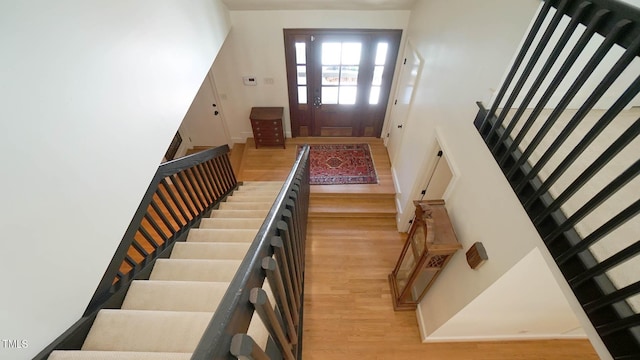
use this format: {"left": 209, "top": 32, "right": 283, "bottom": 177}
{"left": 250, "top": 107, "right": 285, "bottom": 149}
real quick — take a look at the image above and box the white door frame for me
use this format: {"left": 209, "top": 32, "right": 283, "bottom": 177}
{"left": 384, "top": 40, "right": 423, "bottom": 164}
{"left": 205, "top": 70, "right": 232, "bottom": 147}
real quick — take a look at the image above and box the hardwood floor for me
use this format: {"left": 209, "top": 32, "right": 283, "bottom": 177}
{"left": 236, "top": 137, "right": 599, "bottom": 360}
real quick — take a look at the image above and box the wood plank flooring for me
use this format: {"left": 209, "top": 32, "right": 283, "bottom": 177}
{"left": 235, "top": 137, "right": 599, "bottom": 360}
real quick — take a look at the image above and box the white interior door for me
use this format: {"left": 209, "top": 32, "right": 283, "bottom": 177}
{"left": 181, "top": 71, "right": 230, "bottom": 147}
{"left": 422, "top": 151, "right": 453, "bottom": 200}
{"left": 386, "top": 42, "right": 422, "bottom": 164}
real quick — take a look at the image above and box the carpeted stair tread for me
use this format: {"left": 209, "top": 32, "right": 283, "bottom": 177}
{"left": 171, "top": 242, "right": 250, "bottom": 260}
{"left": 232, "top": 191, "right": 279, "bottom": 198}
{"left": 186, "top": 228, "right": 258, "bottom": 242}
{"left": 218, "top": 202, "right": 273, "bottom": 210}
{"left": 230, "top": 188, "right": 280, "bottom": 198}
{"left": 52, "top": 181, "right": 286, "bottom": 359}
{"left": 226, "top": 195, "right": 279, "bottom": 202}
{"left": 237, "top": 183, "right": 282, "bottom": 190}
{"left": 245, "top": 281, "right": 276, "bottom": 349}
{"left": 49, "top": 351, "right": 192, "bottom": 360}
{"left": 122, "top": 280, "right": 229, "bottom": 312}
{"left": 210, "top": 209, "right": 269, "bottom": 218}
{"left": 150, "top": 259, "right": 241, "bottom": 282}
{"left": 236, "top": 185, "right": 281, "bottom": 191}
{"left": 82, "top": 310, "right": 211, "bottom": 353}
{"left": 199, "top": 218, "right": 264, "bottom": 229}
{"left": 247, "top": 312, "right": 270, "bottom": 349}
{"left": 232, "top": 187, "right": 279, "bottom": 193}
{"left": 240, "top": 181, "right": 284, "bottom": 187}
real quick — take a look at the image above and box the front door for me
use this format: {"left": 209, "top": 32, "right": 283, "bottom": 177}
{"left": 284, "top": 29, "right": 401, "bottom": 137}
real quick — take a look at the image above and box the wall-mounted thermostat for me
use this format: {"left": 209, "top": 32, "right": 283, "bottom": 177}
{"left": 242, "top": 76, "right": 257, "bottom": 86}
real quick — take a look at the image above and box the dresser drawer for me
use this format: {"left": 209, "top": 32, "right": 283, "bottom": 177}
{"left": 255, "top": 137, "right": 284, "bottom": 145}
{"left": 251, "top": 120, "right": 281, "bottom": 128}
{"left": 251, "top": 122, "right": 282, "bottom": 133}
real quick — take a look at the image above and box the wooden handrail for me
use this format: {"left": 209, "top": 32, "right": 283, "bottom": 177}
{"left": 34, "top": 145, "right": 238, "bottom": 360}
{"left": 86, "top": 145, "right": 237, "bottom": 313}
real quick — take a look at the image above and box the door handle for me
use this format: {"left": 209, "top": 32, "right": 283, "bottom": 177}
{"left": 313, "top": 96, "right": 322, "bottom": 108}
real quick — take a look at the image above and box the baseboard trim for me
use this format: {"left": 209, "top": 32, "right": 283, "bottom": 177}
{"left": 391, "top": 166, "right": 406, "bottom": 231}
{"left": 416, "top": 302, "right": 588, "bottom": 342}
{"left": 416, "top": 304, "right": 428, "bottom": 341}
{"left": 391, "top": 166, "right": 401, "bottom": 195}
{"left": 421, "top": 334, "right": 588, "bottom": 343}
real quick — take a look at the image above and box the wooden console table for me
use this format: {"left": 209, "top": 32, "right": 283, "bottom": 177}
{"left": 388, "top": 200, "right": 462, "bottom": 310}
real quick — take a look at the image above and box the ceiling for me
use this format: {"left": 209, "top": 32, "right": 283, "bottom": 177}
{"left": 221, "top": 0, "right": 416, "bottom": 11}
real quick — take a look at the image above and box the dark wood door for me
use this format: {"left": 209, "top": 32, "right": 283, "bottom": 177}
{"left": 284, "top": 29, "right": 401, "bottom": 137}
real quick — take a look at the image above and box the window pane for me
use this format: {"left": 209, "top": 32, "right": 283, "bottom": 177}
{"left": 340, "top": 66, "right": 359, "bottom": 85}
{"left": 372, "top": 66, "right": 384, "bottom": 86}
{"left": 339, "top": 86, "right": 357, "bottom": 105}
{"left": 322, "top": 66, "right": 340, "bottom": 85}
{"left": 322, "top": 43, "right": 341, "bottom": 65}
{"left": 375, "top": 42, "right": 388, "bottom": 65}
{"left": 298, "top": 86, "right": 307, "bottom": 104}
{"left": 297, "top": 66, "right": 307, "bottom": 85}
{"left": 295, "top": 42, "right": 306, "bottom": 64}
{"left": 322, "top": 87, "right": 339, "bottom": 104}
{"left": 341, "top": 42, "right": 361, "bottom": 65}
{"left": 369, "top": 86, "right": 381, "bottom": 104}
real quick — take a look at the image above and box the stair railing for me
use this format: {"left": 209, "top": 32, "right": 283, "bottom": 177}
{"left": 475, "top": 0, "right": 639, "bottom": 358}
{"left": 192, "top": 145, "right": 310, "bottom": 360}
{"left": 86, "top": 145, "right": 238, "bottom": 313}
{"left": 34, "top": 145, "right": 238, "bottom": 359}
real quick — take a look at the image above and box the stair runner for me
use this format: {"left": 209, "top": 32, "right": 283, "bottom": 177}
{"left": 49, "top": 181, "right": 283, "bottom": 360}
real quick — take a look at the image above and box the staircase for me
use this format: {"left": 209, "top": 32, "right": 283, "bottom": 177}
{"left": 48, "top": 181, "right": 283, "bottom": 360}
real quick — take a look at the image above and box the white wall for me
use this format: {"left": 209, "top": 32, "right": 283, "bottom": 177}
{"left": 391, "top": 0, "right": 557, "bottom": 342}
{"left": 420, "top": 248, "right": 585, "bottom": 341}
{"left": 211, "top": 10, "right": 411, "bottom": 143}
{"left": 504, "top": 13, "right": 640, "bottom": 110}
{"left": 0, "top": 1, "right": 230, "bottom": 358}
{"left": 393, "top": 1, "right": 610, "bottom": 357}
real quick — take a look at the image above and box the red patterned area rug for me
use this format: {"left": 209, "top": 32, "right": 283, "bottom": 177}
{"left": 307, "top": 144, "right": 378, "bottom": 185}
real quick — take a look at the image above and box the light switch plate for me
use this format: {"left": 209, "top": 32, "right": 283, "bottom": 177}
{"left": 242, "top": 76, "right": 257, "bottom": 86}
